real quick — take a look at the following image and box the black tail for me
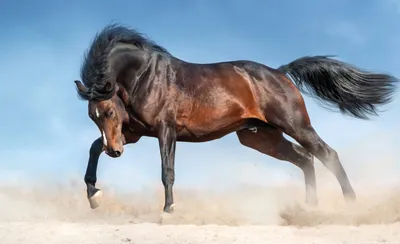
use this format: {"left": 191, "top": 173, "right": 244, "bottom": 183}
{"left": 278, "top": 55, "right": 399, "bottom": 119}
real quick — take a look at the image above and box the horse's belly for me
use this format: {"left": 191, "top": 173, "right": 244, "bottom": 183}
{"left": 176, "top": 122, "right": 247, "bottom": 142}
{"left": 176, "top": 105, "right": 249, "bottom": 141}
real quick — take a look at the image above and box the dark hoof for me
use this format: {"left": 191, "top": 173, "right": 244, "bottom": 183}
{"left": 87, "top": 186, "right": 103, "bottom": 209}
{"left": 163, "top": 203, "right": 176, "bottom": 214}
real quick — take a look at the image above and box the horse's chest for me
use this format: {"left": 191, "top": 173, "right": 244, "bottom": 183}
{"left": 127, "top": 102, "right": 155, "bottom": 131}
{"left": 128, "top": 97, "right": 171, "bottom": 131}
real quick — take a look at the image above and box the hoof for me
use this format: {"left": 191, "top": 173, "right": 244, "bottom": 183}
{"left": 306, "top": 197, "right": 318, "bottom": 207}
{"left": 160, "top": 204, "right": 176, "bottom": 224}
{"left": 345, "top": 190, "right": 356, "bottom": 203}
{"left": 88, "top": 189, "right": 103, "bottom": 209}
{"left": 159, "top": 211, "right": 173, "bottom": 225}
{"left": 163, "top": 203, "right": 176, "bottom": 214}
{"left": 345, "top": 195, "right": 356, "bottom": 203}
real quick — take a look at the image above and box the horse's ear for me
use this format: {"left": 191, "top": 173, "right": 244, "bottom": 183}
{"left": 116, "top": 85, "right": 130, "bottom": 107}
{"left": 74, "top": 80, "right": 88, "bottom": 93}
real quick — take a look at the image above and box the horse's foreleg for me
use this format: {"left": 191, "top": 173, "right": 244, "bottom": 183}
{"left": 84, "top": 137, "right": 104, "bottom": 209}
{"left": 84, "top": 131, "right": 142, "bottom": 209}
{"left": 158, "top": 124, "right": 177, "bottom": 213}
{"left": 237, "top": 126, "right": 317, "bottom": 205}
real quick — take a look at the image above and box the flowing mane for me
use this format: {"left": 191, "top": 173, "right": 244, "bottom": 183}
{"left": 77, "top": 23, "right": 170, "bottom": 101}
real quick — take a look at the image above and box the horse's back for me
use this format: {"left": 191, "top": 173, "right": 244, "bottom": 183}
{"left": 176, "top": 59, "right": 304, "bottom": 123}
{"left": 171, "top": 60, "right": 273, "bottom": 132}
{"left": 178, "top": 59, "right": 298, "bottom": 106}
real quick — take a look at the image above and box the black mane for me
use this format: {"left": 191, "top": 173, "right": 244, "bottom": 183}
{"left": 77, "top": 23, "right": 170, "bottom": 101}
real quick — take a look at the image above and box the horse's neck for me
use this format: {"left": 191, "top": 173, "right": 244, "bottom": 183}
{"left": 124, "top": 54, "right": 156, "bottom": 96}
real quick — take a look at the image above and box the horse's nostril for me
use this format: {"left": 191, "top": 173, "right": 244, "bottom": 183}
{"left": 107, "top": 149, "right": 122, "bottom": 157}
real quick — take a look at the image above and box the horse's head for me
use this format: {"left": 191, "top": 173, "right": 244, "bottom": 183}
{"left": 75, "top": 80, "right": 129, "bottom": 158}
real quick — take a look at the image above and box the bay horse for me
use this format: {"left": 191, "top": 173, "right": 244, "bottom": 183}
{"left": 74, "top": 24, "right": 398, "bottom": 213}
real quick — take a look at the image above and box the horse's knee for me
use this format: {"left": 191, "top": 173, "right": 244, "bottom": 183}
{"left": 90, "top": 138, "right": 103, "bottom": 155}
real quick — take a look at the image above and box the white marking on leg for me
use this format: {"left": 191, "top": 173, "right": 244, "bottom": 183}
{"left": 95, "top": 108, "right": 100, "bottom": 118}
{"left": 102, "top": 130, "right": 108, "bottom": 146}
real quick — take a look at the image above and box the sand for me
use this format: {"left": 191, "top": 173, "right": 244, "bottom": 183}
{"left": 2, "top": 131, "right": 400, "bottom": 243}
{"left": 2, "top": 221, "right": 400, "bottom": 244}
{"left": 1, "top": 178, "right": 400, "bottom": 244}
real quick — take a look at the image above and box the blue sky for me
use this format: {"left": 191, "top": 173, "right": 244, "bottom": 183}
{"left": 1, "top": 0, "right": 399, "bottom": 193}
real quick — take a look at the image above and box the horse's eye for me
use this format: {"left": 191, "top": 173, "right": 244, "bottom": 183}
{"left": 106, "top": 110, "right": 115, "bottom": 118}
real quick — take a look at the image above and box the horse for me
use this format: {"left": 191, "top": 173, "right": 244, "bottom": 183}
{"left": 74, "top": 24, "right": 398, "bottom": 213}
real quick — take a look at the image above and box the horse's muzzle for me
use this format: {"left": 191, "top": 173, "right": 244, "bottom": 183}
{"left": 105, "top": 144, "right": 124, "bottom": 158}
{"left": 107, "top": 149, "right": 122, "bottom": 158}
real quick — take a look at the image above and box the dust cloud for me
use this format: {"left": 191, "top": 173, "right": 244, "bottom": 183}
{"left": 1, "top": 133, "right": 400, "bottom": 228}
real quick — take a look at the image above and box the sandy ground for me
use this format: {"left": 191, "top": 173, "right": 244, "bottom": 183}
{"left": 1, "top": 179, "right": 400, "bottom": 244}
{"left": 1, "top": 221, "right": 400, "bottom": 244}
{"left": 2, "top": 135, "right": 400, "bottom": 244}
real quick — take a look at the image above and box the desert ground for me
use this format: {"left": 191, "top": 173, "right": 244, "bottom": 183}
{"left": 1, "top": 133, "right": 400, "bottom": 244}
{"left": 1, "top": 174, "right": 400, "bottom": 244}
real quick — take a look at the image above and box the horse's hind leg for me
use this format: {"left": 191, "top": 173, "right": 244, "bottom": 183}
{"left": 273, "top": 102, "right": 356, "bottom": 201}
{"left": 237, "top": 126, "right": 318, "bottom": 205}
{"left": 288, "top": 124, "right": 356, "bottom": 201}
